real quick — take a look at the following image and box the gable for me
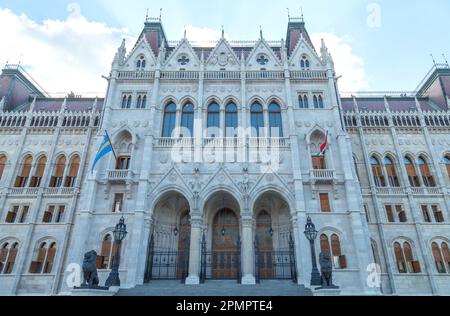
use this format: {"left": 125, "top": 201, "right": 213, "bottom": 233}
{"left": 246, "top": 39, "right": 282, "bottom": 71}
{"left": 289, "top": 37, "right": 323, "bottom": 70}
{"left": 205, "top": 39, "right": 240, "bottom": 71}
{"left": 122, "top": 37, "right": 157, "bottom": 71}
{"left": 163, "top": 38, "right": 201, "bottom": 71}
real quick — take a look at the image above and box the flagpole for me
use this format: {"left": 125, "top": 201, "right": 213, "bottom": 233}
{"left": 105, "top": 129, "right": 118, "bottom": 161}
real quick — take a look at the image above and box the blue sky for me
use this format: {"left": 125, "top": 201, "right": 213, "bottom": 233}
{"left": 1, "top": 0, "right": 449, "bottom": 95}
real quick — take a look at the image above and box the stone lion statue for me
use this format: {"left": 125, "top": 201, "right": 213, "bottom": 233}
{"left": 82, "top": 250, "right": 99, "bottom": 288}
{"left": 319, "top": 252, "right": 334, "bottom": 287}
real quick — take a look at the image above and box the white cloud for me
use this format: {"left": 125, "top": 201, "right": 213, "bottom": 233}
{"left": 0, "top": 8, "right": 132, "bottom": 96}
{"left": 312, "top": 32, "right": 369, "bottom": 92}
{"left": 182, "top": 24, "right": 230, "bottom": 46}
{"left": 0, "top": 9, "right": 367, "bottom": 95}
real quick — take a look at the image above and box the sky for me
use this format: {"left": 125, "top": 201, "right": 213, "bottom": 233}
{"left": 0, "top": 0, "right": 449, "bottom": 97}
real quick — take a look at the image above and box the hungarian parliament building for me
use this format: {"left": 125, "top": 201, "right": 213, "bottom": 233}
{"left": 0, "top": 16, "right": 449, "bottom": 296}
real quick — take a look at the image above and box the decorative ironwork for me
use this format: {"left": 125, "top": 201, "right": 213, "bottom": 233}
{"left": 254, "top": 234, "right": 297, "bottom": 283}
{"left": 144, "top": 234, "right": 189, "bottom": 283}
{"left": 200, "top": 233, "right": 242, "bottom": 283}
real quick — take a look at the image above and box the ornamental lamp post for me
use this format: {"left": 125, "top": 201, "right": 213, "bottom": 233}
{"left": 105, "top": 217, "right": 128, "bottom": 288}
{"left": 304, "top": 216, "right": 321, "bottom": 286}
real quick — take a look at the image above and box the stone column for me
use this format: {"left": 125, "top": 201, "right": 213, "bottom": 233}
{"left": 241, "top": 215, "right": 255, "bottom": 284}
{"left": 186, "top": 214, "right": 203, "bottom": 285}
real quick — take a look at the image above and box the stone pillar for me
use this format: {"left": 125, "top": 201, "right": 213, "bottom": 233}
{"left": 186, "top": 214, "right": 203, "bottom": 285}
{"left": 241, "top": 215, "right": 255, "bottom": 284}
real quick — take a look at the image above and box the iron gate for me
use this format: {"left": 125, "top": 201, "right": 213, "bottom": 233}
{"left": 144, "top": 235, "right": 190, "bottom": 283}
{"left": 254, "top": 233, "right": 297, "bottom": 283}
{"left": 200, "top": 234, "right": 242, "bottom": 283}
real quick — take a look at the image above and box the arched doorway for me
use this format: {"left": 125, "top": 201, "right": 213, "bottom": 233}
{"left": 253, "top": 191, "right": 297, "bottom": 282}
{"left": 201, "top": 191, "right": 241, "bottom": 282}
{"left": 145, "top": 191, "right": 191, "bottom": 282}
{"left": 255, "top": 211, "right": 274, "bottom": 278}
{"left": 211, "top": 208, "right": 240, "bottom": 279}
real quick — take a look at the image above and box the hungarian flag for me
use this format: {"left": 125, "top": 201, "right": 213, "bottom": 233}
{"left": 318, "top": 132, "right": 329, "bottom": 157}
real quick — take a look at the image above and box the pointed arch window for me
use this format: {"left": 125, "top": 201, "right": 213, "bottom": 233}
{"left": 418, "top": 156, "right": 435, "bottom": 187}
{"left": 65, "top": 155, "right": 80, "bottom": 187}
{"left": 298, "top": 94, "right": 309, "bottom": 109}
{"left": 301, "top": 55, "right": 310, "bottom": 69}
{"left": 384, "top": 157, "right": 400, "bottom": 187}
{"left": 181, "top": 103, "right": 194, "bottom": 138}
{"left": 30, "top": 156, "right": 47, "bottom": 188}
{"left": 0, "top": 242, "right": 18, "bottom": 274}
{"left": 318, "top": 95, "right": 324, "bottom": 109}
{"left": 225, "top": 103, "right": 238, "bottom": 138}
{"left": 251, "top": 103, "right": 264, "bottom": 137}
{"left": 14, "top": 156, "right": 33, "bottom": 188}
{"left": 394, "top": 241, "right": 421, "bottom": 273}
{"left": 207, "top": 103, "right": 220, "bottom": 138}
{"left": 268, "top": 103, "right": 283, "bottom": 137}
{"left": 320, "top": 233, "right": 346, "bottom": 269}
{"left": 313, "top": 95, "right": 319, "bottom": 109}
{"left": 162, "top": 103, "right": 177, "bottom": 138}
{"left": 444, "top": 155, "right": 450, "bottom": 179}
{"left": 432, "top": 242, "right": 447, "bottom": 273}
{"left": 404, "top": 157, "right": 420, "bottom": 187}
{"left": 49, "top": 156, "right": 66, "bottom": 188}
{"left": 0, "top": 155, "right": 6, "bottom": 181}
{"left": 121, "top": 94, "right": 132, "bottom": 109}
{"left": 370, "top": 156, "right": 386, "bottom": 187}
{"left": 96, "top": 234, "right": 118, "bottom": 270}
{"left": 136, "top": 93, "right": 147, "bottom": 109}
{"left": 29, "top": 242, "right": 57, "bottom": 274}
{"left": 136, "top": 55, "right": 146, "bottom": 70}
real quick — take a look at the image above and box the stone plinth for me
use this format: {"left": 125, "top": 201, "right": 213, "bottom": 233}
{"left": 313, "top": 286, "right": 341, "bottom": 296}
{"left": 71, "top": 286, "right": 118, "bottom": 296}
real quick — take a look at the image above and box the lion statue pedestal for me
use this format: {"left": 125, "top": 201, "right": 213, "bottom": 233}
{"left": 313, "top": 252, "right": 341, "bottom": 296}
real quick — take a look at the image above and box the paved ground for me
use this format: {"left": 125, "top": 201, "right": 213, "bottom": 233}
{"left": 116, "top": 280, "right": 313, "bottom": 296}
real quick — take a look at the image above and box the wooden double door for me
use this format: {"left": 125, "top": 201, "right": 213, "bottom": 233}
{"left": 211, "top": 209, "right": 240, "bottom": 279}
{"left": 255, "top": 211, "right": 275, "bottom": 279}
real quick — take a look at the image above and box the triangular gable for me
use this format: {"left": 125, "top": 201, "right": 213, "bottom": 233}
{"left": 246, "top": 38, "right": 282, "bottom": 71}
{"left": 205, "top": 38, "right": 240, "bottom": 70}
{"left": 163, "top": 38, "right": 201, "bottom": 70}
{"left": 123, "top": 36, "right": 157, "bottom": 70}
{"left": 152, "top": 164, "right": 192, "bottom": 196}
{"left": 200, "top": 165, "right": 240, "bottom": 196}
{"left": 289, "top": 35, "right": 323, "bottom": 69}
{"left": 249, "top": 169, "right": 292, "bottom": 197}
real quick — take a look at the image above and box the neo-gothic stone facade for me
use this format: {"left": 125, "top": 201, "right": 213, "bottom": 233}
{"left": 0, "top": 17, "right": 449, "bottom": 296}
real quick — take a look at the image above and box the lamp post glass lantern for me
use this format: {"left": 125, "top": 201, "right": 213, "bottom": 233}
{"left": 105, "top": 217, "right": 128, "bottom": 288}
{"left": 304, "top": 216, "right": 321, "bottom": 286}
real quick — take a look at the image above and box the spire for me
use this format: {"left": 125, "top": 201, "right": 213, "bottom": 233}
{"left": 286, "top": 11, "right": 315, "bottom": 56}
{"left": 113, "top": 38, "right": 126, "bottom": 66}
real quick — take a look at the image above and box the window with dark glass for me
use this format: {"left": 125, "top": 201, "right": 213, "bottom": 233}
{"left": 30, "top": 156, "right": 47, "bottom": 187}
{"left": 207, "top": 103, "right": 220, "bottom": 138}
{"left": 0, "top": 155, "right": 7, "bottom": 180}
{"left": 112, "top": 193, "right": 124, "bottom": 213}
{"left": 0, "top": 242, "right": 18, "bottom": 275}
{"left": 445, "top": 155, "right": 450, "bottom": 178}
{"left": 49, "top": 156, "right": 66, "bottom": 188}
{"left": 14, "top": 156, "right": 32, "bottom": 188}
{"left": 225, "top": 103, "right": 238, "bottom": 138}
{"left": 268, "top": 103, "right": 283, "bottom": 137}
{"left": 181, "top": 103, "right": 194, "bottom": 137}
{"left": 162, "top": 103, "right": 177, "bottom": 138}
{"left": 64, "top": 155, "right": 80, "bottom": 187}
{"left": 251, "top": 103, "right": 264, "bottom": 137}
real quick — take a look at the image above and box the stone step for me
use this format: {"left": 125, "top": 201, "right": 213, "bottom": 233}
{"left": 116, "top": 280, "right": 313, "bottom": 296}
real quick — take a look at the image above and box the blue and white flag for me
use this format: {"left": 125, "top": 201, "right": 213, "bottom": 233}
{"left": 91, "top": 132, "right": 116, "bottom": 173}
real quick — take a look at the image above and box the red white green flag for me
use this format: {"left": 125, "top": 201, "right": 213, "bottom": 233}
{"left": 318, "top": 132, "right": 329, "bottom": 157}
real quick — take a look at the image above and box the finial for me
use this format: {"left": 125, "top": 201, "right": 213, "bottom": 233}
{"left": 443, "top": 54, "right": 449, "bottom": 67}
{"left": 301, "top": 7, "right": 304, "bottom": 22}
{"left": 430, "top": 53, "right": 437, "bottom": 66}
{"left": 184, "top": 26, "right": 187, "bottom": 39}
{"left": 18, "top": 53, "right": 23, "bottom": 66}
{"left": 145, "top": 8, "right": 149, "bottom": 22}
{"left": 222, "top": 25, "right": 225, "bottom": 39}
{"left": 160, "top": 8, "right": 163, "bottom": 21}
{"left": 259, "top": 25, "right": 263, "bottom": 40}
{"left": 286, "top": 8, "right": 290, "bottom": 20}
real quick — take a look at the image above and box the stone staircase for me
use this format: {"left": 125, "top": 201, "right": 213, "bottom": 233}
{"left": 116, "top": 280, "right": 313, "bottom": 296}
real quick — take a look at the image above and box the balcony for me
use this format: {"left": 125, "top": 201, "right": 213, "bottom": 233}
{"left": 107, "top": 170, "right": 134, "bottom": 182}
{"left": 8, "top": 187, "right": 40, "bottom": 196}
{"left": 44, "top": 187, "right": 76, "bottom": 196}
{"left": 310, "top": 169, "right": 336, "bottom": 184}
